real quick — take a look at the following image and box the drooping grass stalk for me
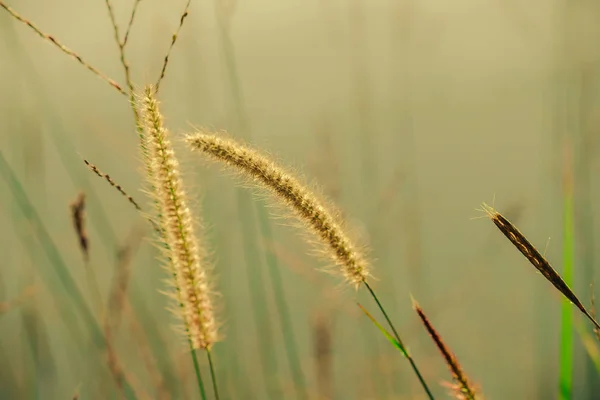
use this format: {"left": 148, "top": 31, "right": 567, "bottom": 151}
{"left": 0, "top": 1, "right": 125, "bottom": 94}
{"left": 187, "top": 133, "right": 370, "bottom": 285}
{"left": 560, "top": 143, "right": 575, "bottom": 400}
{"left": 412, "top": 299, "right": 478, "bottom": 400}
{"left": 481, "top": 203, "right": 600, "bottom": 331}
{"left": 0, "top": 152, "right": 138, "bottom": 399}
{"left": 186, "top": 132, "right": 435, "bottom": 399}
{"left": 141, "top": 86, "right": 218, "bottom": 397}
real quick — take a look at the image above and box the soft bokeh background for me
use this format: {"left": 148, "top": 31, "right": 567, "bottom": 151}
{"left": 1, "top": 0, "right": 599, "bottom": 398}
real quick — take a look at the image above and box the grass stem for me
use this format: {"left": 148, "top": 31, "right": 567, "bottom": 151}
{"left": 207, "top": 348, "right": 220, "bottom": 400}
{"left": 363, "top": 281, "right": 434, "bottom": 400}
{"left": 189, "top": 343, "right": 207, "bottom": 400}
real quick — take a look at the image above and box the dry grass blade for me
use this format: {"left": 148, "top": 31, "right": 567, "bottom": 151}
{"left": 0, "top": 1, "right": 126, "bottom": 95}
{"left": 413, "top": 298, "right": 478, "bottom": 400}
{"left": 70, "top": 192, "right": 89, "bottom": 262}
{"left": 481, "top": 203, "right": 600, "bottom": 330}
{"left": 155, "top": 0, "right": 192, "bottom": 93}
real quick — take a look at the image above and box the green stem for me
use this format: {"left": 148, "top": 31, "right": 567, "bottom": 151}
{"left": 559, "top": 149, "right": 574, "bottom": 400}
{"left": 189, "top": 344, "right": 207, "bottom": 400}
{"left": 363, "top": 281, "right": 434, "bottom": 400}
{"left": 207, "top": 348, "right": 220, "bottom": 400}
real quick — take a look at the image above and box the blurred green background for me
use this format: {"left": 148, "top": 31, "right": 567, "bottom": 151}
{"left": 1, "top": 0, "right": 599, "bottom": 398}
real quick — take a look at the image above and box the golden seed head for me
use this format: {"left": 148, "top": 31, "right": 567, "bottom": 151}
{"left": 141, "top": 86, "right": 217, "bottom": 349}
{"left": 186, "top": 131, "right": 370, "bottom": 287}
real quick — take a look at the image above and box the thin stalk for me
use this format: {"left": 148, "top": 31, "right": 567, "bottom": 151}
{"left": 0, "top": 0, "right": 126, "bottom": 95}
{"left": 559, "top": 143, "right": 574, "bottom": 400}
{"left": 207, "top": 349, "right": 220, "bottom": 400}
{"left": 363, "top": 281, "right": 434, "bottom": 400}
{"left": 189, "top": 343, "right": 207, "bottom": 400}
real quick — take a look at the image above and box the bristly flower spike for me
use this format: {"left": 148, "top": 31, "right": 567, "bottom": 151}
{"left": 185, "top": 132, "right": 370, "bottom": 288}
{"left": 141, "top": 86, "right": 217, "bottom": 350}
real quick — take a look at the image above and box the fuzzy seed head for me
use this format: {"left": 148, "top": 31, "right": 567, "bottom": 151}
{"left": 185, "top": 132, "right": 370, "bottom": 287}
{"left": 141, "top": 86, "right": 217, "bottom": 349}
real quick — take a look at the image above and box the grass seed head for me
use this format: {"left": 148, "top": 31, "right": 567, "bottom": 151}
{"left": 413, "top": 298, "right": 479, "bottom": 400}
{"left": 185, "top": 131, "right": 370, "bottom": 288}
{"left": 141, "top": 86, "right": 218, "bottom": 349}
{"left": 481, "top": 203, "right": 600, "bottom": 330}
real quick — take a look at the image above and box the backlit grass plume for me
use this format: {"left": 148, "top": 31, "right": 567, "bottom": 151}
{"left": 185, "top": 132, "right": 369, "bottom": 287}
{"left": 481, "top": 203, "right": 600, "bottom": 331}
{"left": 413, "top": 298, "right": 479, "bottom": 400}
{"left": 141, "top": 86, "right": 217, "bottom": 350}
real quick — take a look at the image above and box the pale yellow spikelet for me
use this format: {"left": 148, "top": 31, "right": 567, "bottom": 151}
{"left": 141, "top": 86, "right": 217, "bottom": 349}
{"left": 185, "top": 131, "right": 370, "bottom": 287}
